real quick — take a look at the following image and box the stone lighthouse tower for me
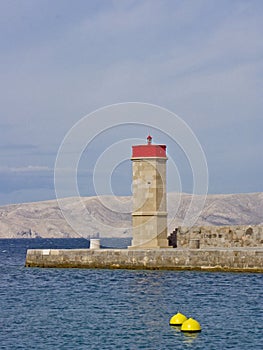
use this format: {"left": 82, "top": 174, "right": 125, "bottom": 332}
{"left": 130, "top": 135, "right": 169, "bottom": 249}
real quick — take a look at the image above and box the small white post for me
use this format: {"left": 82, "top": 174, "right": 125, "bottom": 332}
{"left": 90, "top": 239, "right": 101, "bottom": 250}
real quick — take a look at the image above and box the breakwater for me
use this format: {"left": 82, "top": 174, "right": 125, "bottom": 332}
{"left": 25, "top": 248, "right": 263, "bottom": 272}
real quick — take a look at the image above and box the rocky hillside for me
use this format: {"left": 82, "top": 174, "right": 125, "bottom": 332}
{"left": 0, "top": 192, "right": 262, "bottom": 238}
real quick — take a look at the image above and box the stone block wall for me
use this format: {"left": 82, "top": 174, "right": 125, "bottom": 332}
{"left": 25, "top": 248, "right": 263, "bottom": 272}
{"left": 176, "top": 225, "right": 263, "bottom": 248}
{"left": 131, "top": 158, "right": 168, "bottom": 248}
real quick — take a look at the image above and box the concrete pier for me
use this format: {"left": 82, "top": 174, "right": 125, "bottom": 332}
{"left": 25, "top": 248, "right": 263, "bottom": 272}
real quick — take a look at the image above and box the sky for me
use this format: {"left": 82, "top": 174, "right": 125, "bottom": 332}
{"left": 0, "top": 0, "right": 263, "bottom": 205}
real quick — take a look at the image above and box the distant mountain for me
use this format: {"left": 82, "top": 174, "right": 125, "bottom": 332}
{"left": 167, "top": 192, "right": 263, "bottom": 227}
{"left": 0, "top": 192, "right": 262, "bottom": 238}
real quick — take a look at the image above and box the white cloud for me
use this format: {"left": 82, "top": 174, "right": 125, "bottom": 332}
{"left": 0, "top": 166, "right": 52, "bottom": 173}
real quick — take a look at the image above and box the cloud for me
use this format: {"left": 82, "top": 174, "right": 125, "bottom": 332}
{"left": 0, "top": 144, "right": 38, "bottom": 151}
{"left": 0, "top": 165, "right": 52, "bottom": 173}
{"left": 0, "top": 167, "right": 53, "bottom": 201}
{"left": 0, "top": 0, "right": 262, "bottom": 204}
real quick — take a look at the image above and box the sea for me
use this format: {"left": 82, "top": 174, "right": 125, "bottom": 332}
{"left": 0, "top": 238, "right": 262, "bottom": 350}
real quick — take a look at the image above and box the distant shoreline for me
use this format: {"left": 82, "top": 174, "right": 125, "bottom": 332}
{"left": 0, "top": 192, "right": 262, "bottom": 239}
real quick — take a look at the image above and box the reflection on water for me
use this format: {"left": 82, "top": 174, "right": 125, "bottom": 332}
{"left": 170, "top": 325, "right": 181, "bottom": 333}
{"left": 170, "top": 324, "right": 200, "bottom": 347}
{"left": 182, "top": 331, "right": 200, "bottom": 345}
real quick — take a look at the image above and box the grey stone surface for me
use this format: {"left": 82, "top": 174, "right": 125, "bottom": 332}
{"left": 131, "top": 157, "right": 168, "bottom": 248}
{"left": 25, "top": 248, "right": 263, "bottom": 272}
{"left": 177, "top": 225, "right": 263, "bottom": 248}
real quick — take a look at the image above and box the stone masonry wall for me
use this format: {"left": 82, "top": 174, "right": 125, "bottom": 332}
{"left": 176, "top": 225, "right": 263, "bottom": 248}
{"left": 25, "top": 248, "right": 263, "bottom": 272}
{"left": 132, "top": 158, "right": 168, "bottom": 248}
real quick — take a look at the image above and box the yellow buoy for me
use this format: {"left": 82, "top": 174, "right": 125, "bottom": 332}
{"left": 169, "top": 312, "right": 188, "bottom": 326}
{"left": 181, "top": 318, "right": 201, "bottom": 332}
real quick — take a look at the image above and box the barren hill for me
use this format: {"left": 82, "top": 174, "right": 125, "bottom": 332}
{"left": 0, "top": 192, "right": 262, "bottom": 238}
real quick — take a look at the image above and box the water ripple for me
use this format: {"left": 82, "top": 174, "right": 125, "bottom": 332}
{"left": 0, "top": 239, "right": 262, "bottom": 349}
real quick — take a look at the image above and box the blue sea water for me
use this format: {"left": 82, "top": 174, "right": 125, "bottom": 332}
{"left": 0, "top": 238, "right": 262, "bottom": 350}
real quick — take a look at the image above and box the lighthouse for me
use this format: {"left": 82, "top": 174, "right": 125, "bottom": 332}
{"left": 130, "top": 135, "right": 169, "bottom": 249}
